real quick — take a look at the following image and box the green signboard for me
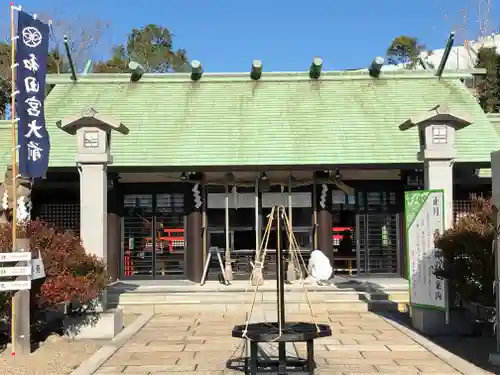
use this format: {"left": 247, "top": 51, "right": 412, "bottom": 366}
{"left": 404, "top": 189, "right": 446, "bottom": 310}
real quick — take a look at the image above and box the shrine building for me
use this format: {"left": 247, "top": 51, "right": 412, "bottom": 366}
{"left": 0, "top": 59, "right": 496, "bottom": 283}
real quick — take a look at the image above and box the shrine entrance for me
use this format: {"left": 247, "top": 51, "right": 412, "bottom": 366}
{"left": 207, "top": 183, "right": 260, "bottom": 279}
{"left": 205, "top": 172, "right": 314, "bottom": 280}
{"left": 121, "top": 190, "right": 186, "bottom": 279}
{"left": 331, "top": 184, "right": 403, "bottom": 276}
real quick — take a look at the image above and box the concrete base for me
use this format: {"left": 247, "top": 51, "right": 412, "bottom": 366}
{"left": 489, "top": 353, "right": 500, "bottom": 365}
{"left": 64, "top": 308, "right": 124, "bottom": 340}
{"left": 411, "top": 307, "right": 478, "bottom": 336}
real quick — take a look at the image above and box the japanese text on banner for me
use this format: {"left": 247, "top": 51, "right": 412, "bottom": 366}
{"left": 15, "top": 11, "right": 50, "bottom": 178}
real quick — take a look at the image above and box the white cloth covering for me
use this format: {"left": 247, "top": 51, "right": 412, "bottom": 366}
{"left": 307, "top": 249, "right": 333, "bottom": 281}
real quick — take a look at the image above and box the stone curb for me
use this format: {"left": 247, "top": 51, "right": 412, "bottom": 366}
{"left": 68, "top": 311, "right": 154, "bottom": 375}
{"left": 379, "top": 314, "right": 489, "bottom": 375}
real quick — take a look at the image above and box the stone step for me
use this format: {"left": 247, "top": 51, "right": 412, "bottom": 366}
{"left": 363, "top": 291, "right": 409, "bottom": 302}
{"left": 113, "top": 300, "right": 410, "bottom": 315}
{"left": 108, "top": 289, "right": 408, "bottom": 304}
{"left": 368, "top": 300, "right": 409, "bottom": 313}
{"left": 107, "top": 290, "right": 364, "bottom": 305}
{"left": 107, "top": 289, "right": 409, "bottom": 315}
{"left": 110, "top": 301, "right": 372, "bottom": 314}
{"left": 106, "top": 278, "right": 410, "bottom": 315}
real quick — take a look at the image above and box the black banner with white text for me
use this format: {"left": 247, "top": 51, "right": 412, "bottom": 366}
{"left": 16, "top": 10, "right": 50, "bottom": 178}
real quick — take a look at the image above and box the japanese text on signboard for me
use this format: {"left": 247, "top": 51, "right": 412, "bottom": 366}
{"left": 405, "top": 190, "right": 446, "bottom": 309}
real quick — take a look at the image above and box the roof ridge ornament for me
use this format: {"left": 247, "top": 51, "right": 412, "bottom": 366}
{"left": 309, "top": 57, "right": 323, "bottom": 79}
{"left": 369, "top": 57, "right": 384, "bottom": 78}
{"left": 250, "top": 60, "right": 262, "bottom": 80}
{"left": 129, "top": 61, "right": 145, "bottom": 82}
{"left": 81, "top": 106, "right": 97, "bottom": 118}
{"left": 436, "top": 32, "right": 455, "bottom": 78}
{"left": 63, "top": 35, "right": 77, "bottom": 81}
{"left": 191, "top": 60, "right": 203, "bottom": 81}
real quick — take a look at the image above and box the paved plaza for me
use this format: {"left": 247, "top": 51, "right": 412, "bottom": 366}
{"left": 73, "top": 308, "right": 494, "bottom": 375}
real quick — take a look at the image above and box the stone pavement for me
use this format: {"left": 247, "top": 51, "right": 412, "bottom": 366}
{"left": 89, "top": 310, "right": 490, "bottom": 375}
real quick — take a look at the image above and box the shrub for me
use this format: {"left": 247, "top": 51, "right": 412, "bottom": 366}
{"left": 434, "top": 196, "right": 495, "bottom": 306}
{"left": 0, "top": 220, "right": 108, "bottom": 314}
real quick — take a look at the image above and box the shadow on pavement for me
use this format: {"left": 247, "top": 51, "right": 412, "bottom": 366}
{"left": 379, "top": 308, "right": 500, "bottom": 374}
{"left": 355, "top": 282, "right": 500, "bottom": 374}
{"left": 333, "top": 278, "right": 500, "bottom": 373}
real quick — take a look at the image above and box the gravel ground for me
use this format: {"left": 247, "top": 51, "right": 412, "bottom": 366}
{"left": 0, "top": 336, "right": 103, "bottom": 375}
{"left": 0, "top": 313, "right": 139, "bottom": 375}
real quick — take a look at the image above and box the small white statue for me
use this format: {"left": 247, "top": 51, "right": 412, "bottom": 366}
{"left": 306, "top": 250, "right": 333, "bottom": 283}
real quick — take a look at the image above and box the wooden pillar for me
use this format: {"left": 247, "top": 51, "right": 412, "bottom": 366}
{"left": 312, "top": 179, "right": 318, "bottom": 249}
{"left": 316, "top": 183, "right": 333, "bottom": 262}
{"left": 255, "top": 179, "right": 261, "bottom": 251}
{"left": 184, "top": 181, "right": 204, "bottom": 282}
{"left": 106, "top": 177, "right": 121, "bottom": 281}
{"left": 106, "top": 173, "right": 121, "bottom": 215}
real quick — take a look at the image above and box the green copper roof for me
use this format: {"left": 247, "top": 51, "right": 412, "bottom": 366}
{"left": 2, "top": 70, "right": 500, "bottom": 168}
{"left": 0, "top": 121, "right": 13, "bottom": 177}
{"left": 489, "top": 113, "right": 500, "bottom": 136}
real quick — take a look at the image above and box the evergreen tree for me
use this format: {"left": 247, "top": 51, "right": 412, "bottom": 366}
{"left": 476, "top": 47, "right": 500, "bottom": 113}
{"left": 386, "top": 35, "right": 425, "bottom": 68}
{"left": 93, "top": 24, "right": 188, "bottom": 73}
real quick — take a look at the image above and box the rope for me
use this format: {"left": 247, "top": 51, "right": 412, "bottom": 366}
{"left": 242, "top": 206, "right": 275, "bottom": 339}
{"left": 273, "top": 207, "right": 284, "bottom": 341}
{"left": 141, "top": 176, "right": 353, "bottom": 192}
{"left": 250, "top": 205, "right": 284, "bottom": 342}
{"left": 253, "top": 206, "right": 275, "bottom": 276}
{"left": 242, "top": 205, "right": 321, "bottom": 342}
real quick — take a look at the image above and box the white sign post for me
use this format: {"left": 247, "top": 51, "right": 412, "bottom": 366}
{"left": 0, "top": 252, "right": 31, "bottom": 262}
{"left": 0, "top": 250, "right": 45, "bottom": 291}
{"left": 404, "top": 190, "right": 447, "bottom": 310}
{"left": 0, "top": 280, "right": 31, "bottom": 291}
{"left": 0, "top": 251, "right": 32, "bottom": 292}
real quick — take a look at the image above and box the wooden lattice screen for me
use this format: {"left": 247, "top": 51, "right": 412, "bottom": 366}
{"left": 37, "top": 203, "right": 80, "bottom": 232}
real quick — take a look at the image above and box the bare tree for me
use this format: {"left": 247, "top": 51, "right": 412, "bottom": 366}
{"left": 435, "top": 0, "right": 496, "bottom": 42}
{"left": 0, "top": 10, "right": 110, "bottom": 117}
{"left": 36, "top": 11, "right": 110, "bottom": 72}
{"left": 427, "top": 0, "right": 497, "bottom": 72}
{"left": 477, "top": 0, "right": 494, "bottom": 37}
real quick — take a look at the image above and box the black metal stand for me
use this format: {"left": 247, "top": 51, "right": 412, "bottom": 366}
{"left": 231, "top": 207, "right": 332, "bottom": 374}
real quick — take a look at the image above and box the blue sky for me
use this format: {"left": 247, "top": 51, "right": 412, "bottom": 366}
{"left": 3, "top": 0, "right": 499, "bottom": 72}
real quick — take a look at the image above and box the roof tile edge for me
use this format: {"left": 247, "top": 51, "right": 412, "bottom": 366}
{"left": 46, "top": 69, "right": 484, "bottom": 85}
{"left": 0, "top": 120, "right": 13, "bottom": 129}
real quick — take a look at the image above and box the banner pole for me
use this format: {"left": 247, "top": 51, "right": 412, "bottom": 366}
{"left": 10, "top": 2, "right": 30, "bottom": 358}
{"left": 10, "top": 2, "right": 19, "bottom": 358}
